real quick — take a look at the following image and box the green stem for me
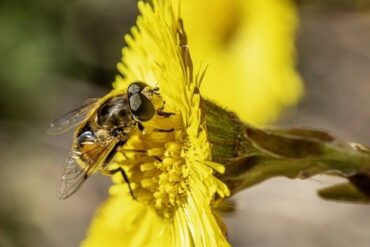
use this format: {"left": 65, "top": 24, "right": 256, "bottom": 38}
{"left": 204, "top": 100, "right": 370, "bottom": 200}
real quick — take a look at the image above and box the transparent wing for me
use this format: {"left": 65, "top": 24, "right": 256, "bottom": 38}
{"left": 48, "top": 98, "right": 99, "bottom": 135}
{"left": 56, "top": 135, "right": 117, "bottom": 199}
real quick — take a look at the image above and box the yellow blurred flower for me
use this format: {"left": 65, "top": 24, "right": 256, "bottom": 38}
{"left": 182, "top": 0, "right": 303, "bottom": 125}
{"left": 82, "top": 0, "right": 229, "bottom": 246}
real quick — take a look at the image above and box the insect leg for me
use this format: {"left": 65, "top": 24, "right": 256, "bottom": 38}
{"left": 108, "top": 167, "right": 136, "bottom": 200}
{"left": 120, "top": 148, "right": 162, "bottom": 162}
{"left": 153, "top": 128, "right": 174, "bottom": 132}
{"left": 156, "top": 110, "right": 175, "bottom": 118}
{"left": 143, "top": 86, "right": 160, "bottom": 98}
{"left": 153, "top": 156, "right": 162, "bottom": 162}
{"left": 137, "top": 122, "right": 145, "bottom": 131}
{"left": 147, "top": 87, "right": 160, "bottom": 96}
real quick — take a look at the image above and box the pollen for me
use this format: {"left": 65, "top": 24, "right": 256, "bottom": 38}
{"left": 116, "top": 109, "right": 188, "bottom": 218}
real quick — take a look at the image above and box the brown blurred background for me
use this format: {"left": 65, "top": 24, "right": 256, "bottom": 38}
{"left": 0, "top": 0, "right": 370, "bottom": 246}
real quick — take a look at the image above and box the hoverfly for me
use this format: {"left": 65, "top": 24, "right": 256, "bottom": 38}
{"left": 49, "top": 82, "right": 170, "bottom": 200}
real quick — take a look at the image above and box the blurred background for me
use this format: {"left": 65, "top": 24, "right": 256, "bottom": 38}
{"left": 0, "top": 0, "right": 370, "bottom": 246}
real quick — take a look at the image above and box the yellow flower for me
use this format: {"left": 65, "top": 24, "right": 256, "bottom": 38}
{"left": 182, "top": 0, "right": 303, "bottom": 125}
{"left": 80, "top": 1, "right": 370, "bottom": 246}
{"left": 82, "top": 0, "right": 229, "bottom": 246}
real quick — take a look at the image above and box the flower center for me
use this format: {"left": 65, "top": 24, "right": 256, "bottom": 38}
{"left": 115, "top": 110, "right": 188, "bottom": 218}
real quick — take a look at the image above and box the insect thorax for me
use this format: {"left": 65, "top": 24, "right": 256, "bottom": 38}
{"left": 97, "top": 95, "right": 135, "bottom": 129}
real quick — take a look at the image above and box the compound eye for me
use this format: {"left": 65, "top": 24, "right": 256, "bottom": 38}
{"left": 77, "top": 131, "right": 95, "bottom": 145}
{"left": 127, "top": 82, "right": 148, "bottom": 97}
{"left": 129, "top": 93, "right": 155, "bottom": 122}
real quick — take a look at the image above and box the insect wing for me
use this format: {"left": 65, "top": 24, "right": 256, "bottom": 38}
{"left": 48, "top": 98, "right": 99, "bottom": 135}
{"left": 56, "top": 151, "right": 88, "bottom": 199}
{"left": 56, "top": 135, "right": 117, "bottom": 199}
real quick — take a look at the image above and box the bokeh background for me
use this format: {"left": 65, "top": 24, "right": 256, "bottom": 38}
{"left": 1, "top": 0, "right": 370, "bottom": 246}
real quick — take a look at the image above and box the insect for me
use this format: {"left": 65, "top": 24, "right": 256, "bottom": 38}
{"left": 49, "top": 82, "right": 171, "bottom": 200}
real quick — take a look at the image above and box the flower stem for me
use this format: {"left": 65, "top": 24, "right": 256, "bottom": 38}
{"left": 204, "top": 100, "right": 370, "bottom": 201}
